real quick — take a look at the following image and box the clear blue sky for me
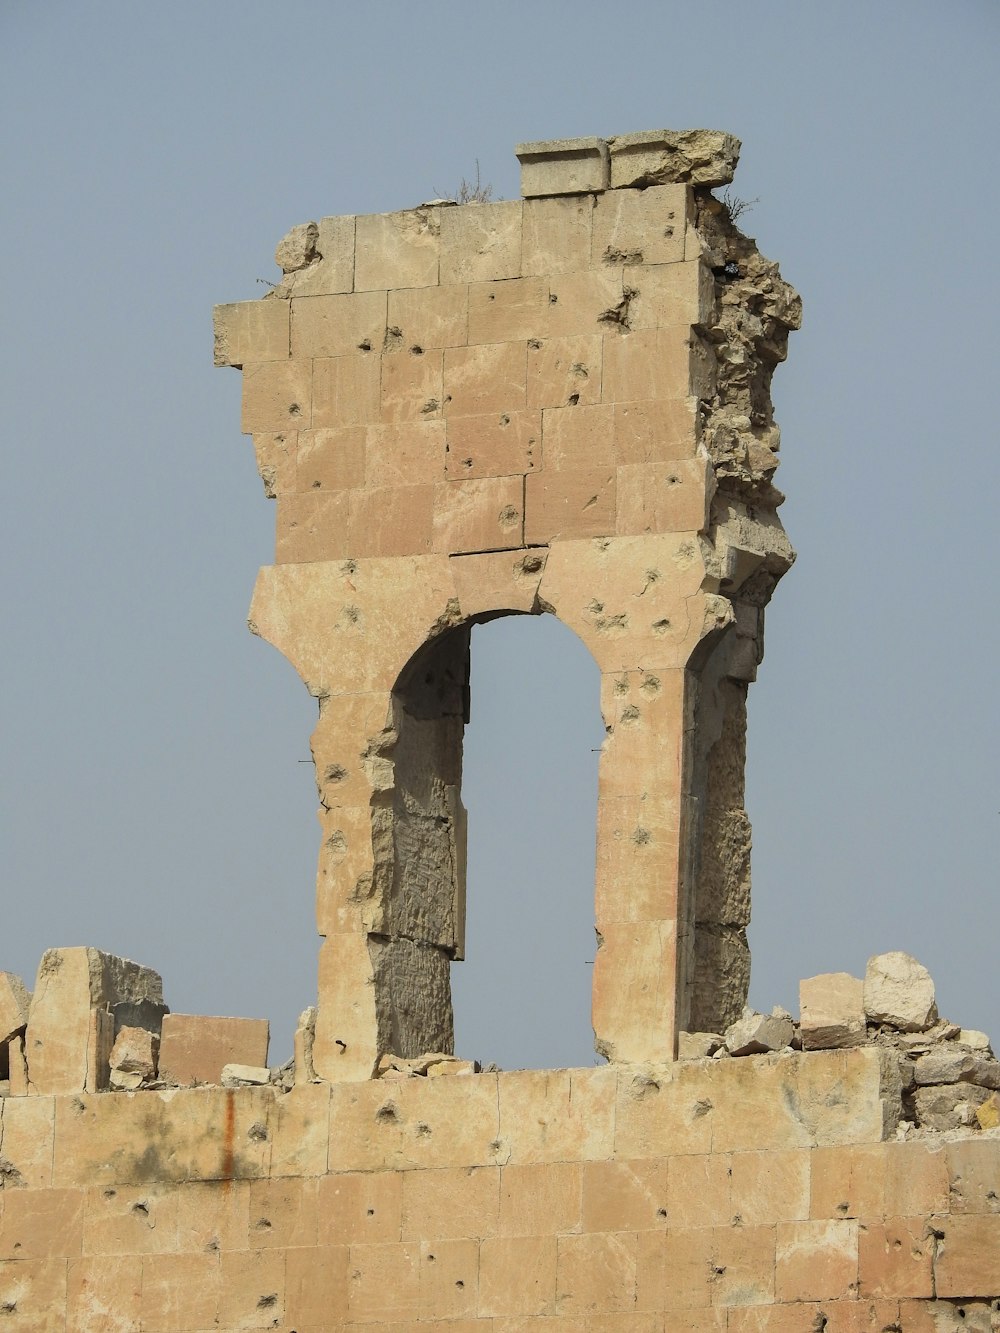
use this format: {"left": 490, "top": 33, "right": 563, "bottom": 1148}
{"left": 2, "top": 2, "right": 997, "bottom": 1067}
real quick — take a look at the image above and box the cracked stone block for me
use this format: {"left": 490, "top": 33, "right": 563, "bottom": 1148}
{"left": 864, "top": 951, "right": 938, "bottom": 1032}
{"left": 109, "top": 1025, "right": 158, "bottom": 1090}
{"left": 799, "top": 972, "right": 866, "bottom": 1050}
{"left": 0, "top": 971, "right": 31, "bottom": 1044}
{"left": 724, "top": 1005, "right": 795, "bottom": 1056}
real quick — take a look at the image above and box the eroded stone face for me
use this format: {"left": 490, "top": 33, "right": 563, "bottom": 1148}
{"left": 216, "top": 130, "right": 800, "bottom": 1076}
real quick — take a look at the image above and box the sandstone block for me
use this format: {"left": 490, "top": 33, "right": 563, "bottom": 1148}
{"left": 677, "top": 1030, "right": 724, "bottom": 1060}
{"left": 439, "top": 199, "right": 523, "bottom": 284}
{"left": 295, "top": 424, "right": 366, "bottom": 491}
{"left": 615, "top": 1066, "right": 713, "bottom": 1160}
{"left": 67, "top": 1254, "right": 142, "bottom": 1332}
{"left": 667, "top": 1151, "right": 731, "bottom": 1228}
{"left": 799, "top": 972, "right": 866, "bottom": 1050}
{"left": 557, "top": 1231, "right": 638, "bottom": 1314}
{"left": 0, "top": 1258, "right": 68, "bottom": 1329}
{"left": 580, "top": 1159, "right": 668, "bottom": 1233}
{"left": 286, "top": 1243, "right": 350, "bottom": 1324}
{"left": 616, "top": 458, "right": 713, "bottom": 536}
{"left": 0, "top": 1185, "right": 84, "bottom": 1261}
{"left": 635, "top": 1226, "right": 713, "bottom": 1312}
{"left": 479, "top": 1234, "right": 557, "bottom": 1317}
{"left": 221, "top": 1062, "right": 270, "bottom": 1087}
{"left": 858, "top": 1217, "right": 934, "bottom": 1299}
{"left": 275, "top": 489, "right": 351, "bottom": 563}
{"left": 863, "top": 951, "right": 937, "bottom": 1031}
{"left": 290, "top": 289, "right": 387, "bottom": 359}
{"left": 498, "top": 1067, "right": 616, "bottom": 1166}
{"left": 516, "top": 136, "right": 610, "bottom": 198}
{"left": 355, "top": 208, "right": 440, "bottom": 291}
{"left": 444, "top": 340, "right": 527, "bottom": 418}
{"left": 592, "top": 185, "right": 687, "bottom": 266}
{"left": 312, "top": 351, "right": 381, "bottom": 428}
{"left": 0, "top": 1094, "right": 55, "bottom": 1187}
{"left": 499, "top": 1161, "right": 581, "bottom": 1236}
{"left": 82, "top": 1180, "right": 180, "bottom": 1257}
{"left": 381, "top": 345, "right": 444, "bottom": 422}
{"left": 613, "top": 398, "right": 699, "bottom": 465}
{"left": 527, "top": 333, "right": 603, "bottom": 409}
{"left": 935, "top": 1214, "right": 1000, "bottom": 1298}
{"left": 3, "top": 1031, "right": 28, "bottom": 1094}
{"left": 774, "top": 1219, "right": 858, "bottom": 1302}
{"left": 522, "top": 194, "right": 595, "bottom": 276}
{"left": 388, "top": 282, "right": 469, "bottom": 349}
{"left": 401, "top": 1165, "right": 499, "bottom": 1241}
{"left": 158, "top": 1014, "right": 268, "bottom": 1086}
{"left": 595, "top": 794, "right": 681, "bottom": 925}
{"left": 448, "top": 547, "right": 547, "bottom": 619}
{"left": 546, "top": 266, "right": 627, "bottom": 337}
{"left": 601, "top": 327, "right": 695, "bottom": 404}
{"left": 607, "top": 129, "right": 740, "bottom": 189}
{"left": 241, "top": 357, "right": 312, "bottom": 433}
{"left": 628, "top": 259, "right": 715, "bottom": 331}
{"left": 730, "top": 1148, "right": 811, "bottom": 1225}
{"left": 219, "top": 1248, "right": 287, "bottom": 1328}
{"left": 252, "top": 428, "right": 297, "bottom": 496}
{"left": 542, "top": 403, "right": 615, "bottom": 470}
{"left": 711, "top": 1222, "right": 776, "bottom": 1306}
{"left": 349, "top": 483, "right": 435, "bottom": 558}
{"left": 25, "top": 948, "right": 163, "bottom": 1095}
{"left": 468, "top": 275, "right": 550, "bottom": 345}
{"left": 109, "top": 1024, "right": 158, "bottom": 1089}
{"left": 318, "top": 1170, "right": 402, "bottom": 1246}
{"left": 213, "top": 297, "right": 289, "bottom": 366}
{"left": 278, "top": 213, "right": 355, "bottom": 297}
{"left": 367, "top": 421, "right": 447, "bottom": 487}
{"left": 445, "top": 410, "right": 540, "bottom": 480}
{"left": 433, "top": 475, "right": 524, "bottom": 554}
{"left": 524, "top": 466, "right": 616, "bottom": 543}
{"left": 275, "top": 220, "right": 319, "bottom": 273}
{"left": 593, "top": 921, "right": 677, "bottom": 1064}
{"left": 0, "top": 971, "right": 30, "bottom": 1043}
{"left": 139, "top": 1252, "right": 221, "bottom": 1332}
{"left": 975, "top": 1090, "right": 1000, "bottom": 1129}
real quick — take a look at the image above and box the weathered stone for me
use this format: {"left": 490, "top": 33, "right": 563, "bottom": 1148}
{"left": 516, "top": 136, "right": 610, "bottom": 197}
{"left": 108, "top": 1024, "right": 158, "bottom": 1088}
{"left": 975, "top": 1092, "right": 1000, "bottom": 1130}
{"left": 607, "top": 128, "right": 741, "bottom": 188}
{"left": 863, "top": 950, "right": 938, "bottom": 1031}
{"left": 275, "top": 220, "right": 319, "bottom": 273}
{"left": 799, "top": 972, "right": 866, "bottom": 1050}
{"left": 912, "top": 1082, "right": 991, "bottom": 1131}
{"left": 221, "top": 1063, "right": 270, "bottom": 1087}
{"left": 3, "top": 1031, "right": 29, "bottom": 1095}
{"left": 24, "top": 948, "right": 162, "bottom": 1095}
{"left": 724, "top": 1005, "right": 795, "bottom": 1056}
{"left": 677, "top": 1031, "right": 724, "bottom": 1059}
{"left": 959, "top": 1028, "right": 993, "bottom": 1052}
{"left": 158, "top": 1014, "right": 269, "bottom": 1086}
{"left": 0, "top": 971, "right": 31, "bottom": 1044}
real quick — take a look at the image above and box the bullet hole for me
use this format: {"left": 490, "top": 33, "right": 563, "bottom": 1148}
{"left": 421, "top": 399, "right": 440, "bottom": 414}
{"left": 455, "top": 1280, "right": 465, "bottom": 1289}
{"left": 341, "top": 559, "right": 358, "bottom": 574}
{"left": 548, "top": 293, "right": 558, "bottom": 304}
{"left": 289, "top": 403, "right": 301, "bottom": 416}
{"left": 567, "top": 393, "right": 580, "bottom": 406}
{"left": 255, "top": 1217, "right": 273, "bottom": 1231}
{"left": 499, "top": 413, "right": 510, "bottom": 426}
{"left": 366, "top": 1208, "right": 375, "bottom": 1217}
{"left": 657, "top": 1208, "right": 668, "bottom": 1220}
{"left": 343, "top": 605, "right": 360, "bottom": 624}
{"left": 498, "top": 505, "right": 520, "bottom": 528}
{"left": 311, "top": 479, "right": 321, "bottom": 488}
{"left": 528, "top": 338, "right": 542, "bottom": 349}
{"left": 131, "top": 1201, "right": 149, "bottom": 1216}
{"left": 652, "top": 619, "right": 672, "bottom": 634}
{"left": 631, "top": 827, "right": 651, "bottom": 846}
{"left": 410, "top": 345, "right": 424, "bottom": 355}
{"left": 325, "top": 764, "right": 347, "bottom": 783}
{"left": 620, "top": 705, "right": 640, "bottom": 724}
{"left": 257, "top": 1293, "right": 278, "bottom": 1309}
{"left": 248, "top": 1122, "right": 269, "bottom": 1142}
{"left": 357, "top": 339, "right": 372, "bottom": 352}
{"left": 376, "top": 1102, "right": 399, "bottom": 1123}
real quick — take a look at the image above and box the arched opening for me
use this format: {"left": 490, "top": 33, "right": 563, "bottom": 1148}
{"left": 451, "top": 614, "right": 604, "bottom": 1070}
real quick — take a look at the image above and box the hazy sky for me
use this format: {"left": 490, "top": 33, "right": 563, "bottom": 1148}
{"left": 3, "top": 3, "right": 997, "bottom": 1068}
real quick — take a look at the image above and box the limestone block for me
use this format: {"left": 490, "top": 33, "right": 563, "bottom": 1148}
{"left": 601, "top": 327, "right": 695, "bottom": 405}
{"left": 139, "top": 1252, "right": 221, "bottom": 1332}
{"left": 0, "top": 1094, "right": 54, "bottom": 1187}
{"left": 219, "top": 1248, "right": 287, "bottom": 1328}
{"left": 614, "top": 398, "right": 699, "bottom": 465}
{"left": 730, "top": 1148, "right": 811, "bottom": 1225}
{"left": 275, "top": 490, "right": 351, "bottom": 563}
{"left": 677, "top": 1030, "right": 724, "bottom": 1060}
{"left": 348, "top": 483, "right": 435, "bottom": 557}
{"left": 592, "top": 185, "right": 687, "bottom": 266}
{"left": 290, "top": 289, "right": 387, "bottom": 359}
{"left": 82, "top": 1180, "right": 181, "bottom": 1257}
{"left": 0, "top": 1258, "right": 68, "bottom": 1328}
{"left": 959, "top": 1028, "right": 993, "bottom": 1052}
{"left": 557, "top": 1231, "right": 638, "bottom": 1314}
{"left": 521, "top": 194, "right": 595, "bottom": 276}
{"left": 380, "top": 346, "right": 444, "bottom": 422}
{"left": 313, "top": 932, "right": 380, "bottom": 1082}
{"left": 443, "top": 340, "right": 527, "bottom": 418}
{"left": 863, "top": 951, "right": 938, "bottom": 1031}
{"left": 858, "top": 1217, "right": 934, "bottom": 1300}
{"left": 433, "top": 475, "right": 524, "bottom": 554}
{"left": 499, "top": 1161, "right": 582, "bottom": 1236}
{"left": 285, "top": 1244, "right": 350, "bottom": 1325}
{"left": 607, "top": 129, "right": 741, "bottom": 189}
{"left": 595, "top": 793, "right": 681, "bottom": 924}
{"left": 241, "top": 357, "right": 312, "bottom": 433}
{"left": 635, "top": 1225, "right": 714, "bottom": 1313}
{"left": 0, "top": 1185, "right": 84, "bottom": 1260}
{"left": 311, "top": 692, "right": 394, "bottom": 812}
{"left": 312, "top": 351, "right": 381, "bottom": 428}
{"left": 221, "top": 1062, "right": 270, "bottom": 1087}
{"left": 388, "top": 282, "right": 469, "bottom": 350}
{"left": 580, "top": 1159, "right": 668, "bottom": 1233}
{"left": 367, "top": 421, "right": 447, "bottom": 486}
{"left": 725, "top": 1005, "right": 795, "bottom": 1056}
{"left": 976, "top": 1091, "right": 1000, "bottom": 1129}
{"left": 668, "top": 1151, "right": 732, "bottom": 1228}
{"left": 616, "top": 458, "right": 713, "bottom": 536}
{"left": 275, "top": 220, "right": 319, "bottom": 273}
{"left": 774, "top": 1219, "right": 859, "bottom": 1302}
{"left": 799, "top": 972, "right": 866, "bottom": 1050}
{"left": 542, "top": 403, "right": 615, "bottom": 470}
{"left": 401, "top": 1165, "right": 499, "bottom": 1241}
{"left": 592, "top": 920, "right": 677, "bottom": 1064}
{"left": 527, "top": 333, "right": 603, "bottom": 409}
{"left": 546, "top": 266, "right": 627, "bottom": 337}
{"left": 355, "top": 208, "right": 440, "bottom": 292}
{"left": 295, "top": 424, "right": 366, "bottom": 491}
{"left": 935, "top": 1215, "right": 1000, "bottom": 1298}
{"left": 447, "top": 548, "right": 547, "bottom": 619}
{"left": 712, "top": 1223, "right": 777, "bottom": 1306}
{"left": 108, "top": 1024, "right": 158, "bottom": 1089}
{"left": 3, "top": 1031, "right": 28, "bottom": 1094}
{"left": 278, "top": 213, "right": 355, "bottom": 297}
{"left": 479, "top": 1234, "right": 557, "bottom": 1317}
{"left": 439, "top": 199, "right": 523, "bottom": 284}
{"left": 628, "top": 259, "right": 716, "bottom": 331}
{"left": 444, "top": 409, "right": 540, "bottom": 480}
{"left": 497, "top": 1067, "right": 615, "bottom": 1166}
{"left": 516, "top": 136, "right": 610, "bottom": 198}
{"left": 213, "top": 298, "right": 289, "bottom": 366}
{"left": 597, "top": 670, "right": 686, "bottom": 803}
{"left": 67, "top": 1254, "right": 142, "bottom": 1331}
{"left": 317, "top": 1171, "right": 402, "bottom": 1247}
{"left": 25, "top": 948, "right": 162, "bottom": 1096}
{"left": 158, "top": 1014, "right": 268, "bottom": 1086}
{"left": 945, "top": 1138, "right": 1000, "bottom": 1216}
{"left": 468, "top": 276, "right": 550, "bottom": 345}
{"left": 524, "top": 466, "right": 616, "bottom": 543}
{"left": 252, "top": 429, "right": 297, "bottom": 497}
{"left": 0, "top": 972, "right": 30, "bottom": 1044}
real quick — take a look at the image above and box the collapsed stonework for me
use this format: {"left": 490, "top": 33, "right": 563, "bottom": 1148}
{"left": 1, "top": 130, "right": 997, "bottom": 1329}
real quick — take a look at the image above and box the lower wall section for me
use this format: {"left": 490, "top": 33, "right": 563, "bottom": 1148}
{"left": 0, "top": 1050, "right": 997, "bottom": 1330}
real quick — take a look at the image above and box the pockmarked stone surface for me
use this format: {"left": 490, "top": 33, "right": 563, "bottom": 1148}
{"left": 216, "top": 128, "right": 802, "bottom": 1078}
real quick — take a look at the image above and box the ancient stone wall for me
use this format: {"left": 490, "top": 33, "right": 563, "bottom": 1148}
{"left": 2, "top": 132, "right": 997, "bottom": 1329}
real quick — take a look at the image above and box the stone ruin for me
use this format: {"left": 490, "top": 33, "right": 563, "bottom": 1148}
{"left": 0, "top": 130, "right": 997, "bottom": 1329}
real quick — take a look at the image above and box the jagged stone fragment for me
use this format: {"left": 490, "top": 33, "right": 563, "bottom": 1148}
{"left": 607, "top": 128, "right": 741, "bottom": 188}
{"left": 799, "top": 972, "right": 866, "bottom": 1050}
{"left": 912, "top": 1050, "right": 978, "bottom": 1085}
{"left": 0, "top": 972, "right": 31, "bottom": 1044}
{"left": 976, "top": 1092, "right": 1000, "bottom": 1130}
{"left": 24, "top": 947, "right": 163, "bottom": 1095}
{"left": 677, "top": 1031, "right": 724, "bottom": 1059}
{"left": 159, "top": 1013, "right": 269, "bottom": 1085}
{"left": 109, "top": 1024, "right": 158, "bottom": 1090}
{"left": 913, "top": 1083, "right": 991, "bottom": 1131}
{"left": 863, "top": 951, "right": 937, "bottom": 1032}
{"left": 221, "top": 1062, "right": 270, "bottom": 1087}
{"left": 724, "top": 1005, "right": 795, "bottom": 1056}
{"left": 293, "top": 1005, "right": 318, "bottom": 1085}
{"left": 959, "top": 1028, "right": 993, "bottom": 1052}
{"left": 274, "top": 220, "right": 318, "bottom": 273}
